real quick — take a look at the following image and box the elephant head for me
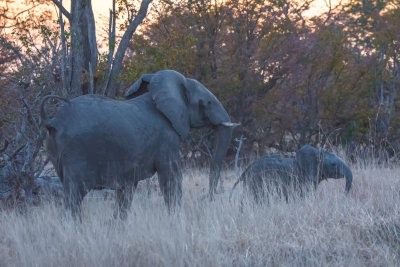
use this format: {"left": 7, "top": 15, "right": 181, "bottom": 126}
{"left": 125, "top": 70, "right": 238, "bottom": 199}
{"left": 320, "top": 150, "right": 353, "bottom": 193}
{"left": 295, "top": 145, "right": 353, "bottom": 193}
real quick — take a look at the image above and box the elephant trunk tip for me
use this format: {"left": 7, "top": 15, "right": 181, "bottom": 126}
{"left": 344, "top": 169, "right": 353, "bottom": 194}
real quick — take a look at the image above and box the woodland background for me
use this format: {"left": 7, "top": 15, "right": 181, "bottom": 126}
{"left": 1, "top": 3, "right": 400, "bottom": 265}
{"left": 1, "top": 0, "right": 400, "bottom": 195}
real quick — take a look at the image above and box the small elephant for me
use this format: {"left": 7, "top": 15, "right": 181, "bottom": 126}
{"left": 231, "top": 145, "right": 353, "bottom": 202}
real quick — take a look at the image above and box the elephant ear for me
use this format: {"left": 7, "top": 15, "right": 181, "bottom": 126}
{"left": 295, "top": 145, "right": 322, "bottom": 182}
{"left": 125, "top": 74, "right": 154, "bottom": 99}
{"left": 148, "top": 70, "right": 190, "bottom": 138}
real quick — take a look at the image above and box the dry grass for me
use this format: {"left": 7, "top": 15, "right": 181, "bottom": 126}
{"left": 0, "top": 165, "right": 399, "bottom": 266}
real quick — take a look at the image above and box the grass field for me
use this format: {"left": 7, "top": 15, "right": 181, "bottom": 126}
{"left": 0, "top": 163, "right": 399, "bottom": 266}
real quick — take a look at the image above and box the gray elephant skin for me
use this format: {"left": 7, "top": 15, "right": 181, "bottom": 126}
{"left": 231, "top": 145, "right": 353, "bottom": 202}
{"left": 41, "top": 70, "right": 237, "bottom": 218}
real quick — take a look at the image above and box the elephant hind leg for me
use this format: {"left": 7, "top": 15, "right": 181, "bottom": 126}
{"left": 270, "top": 181, "right": 289, "bottom": 202}
{"left": 157, "top": 161, "right": 182, "bottom": 211}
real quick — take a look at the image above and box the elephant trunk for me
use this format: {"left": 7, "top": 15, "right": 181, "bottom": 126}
{"left": 209, "top": 125, "right": 233, "bottom": 200}
{"left": 343, "top": 165, "right": 353, "bottom": 194}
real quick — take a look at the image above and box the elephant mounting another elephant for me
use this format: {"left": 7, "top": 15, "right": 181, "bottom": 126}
{"left": 40, "top": 70, "right": 239, "bottom": 218}
{"left": 231, "top": 145, "right": 353, "bottom": 203}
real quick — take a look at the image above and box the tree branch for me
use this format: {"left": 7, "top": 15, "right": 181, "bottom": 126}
{"left": 106, "top": 0, "right": 153, "bottom": 97}
{"left": 89, "top": 61, "right": 94, "bottom": 94}
{"left": 21, "top": 97, "right": 40, "bottom": 133}
{"left": 51, "top": 0, "right": 71, "bottom": 21}
{"left": 102, "top": 0, "right": 116, "bottom": 95}
{"left": 7, "top": 144, "right": 26, "bottom": 162}
{"left": 0, "top": 140, "right": 9, "bottom": 154}
{"left": 59, "top": 0, "right": 68, "bottom": 96}
{"left": 234, "top": 136, "right": 246, "bottom": 178}
{"left": 0, "top": 37, "right": 25, "bottom": 65}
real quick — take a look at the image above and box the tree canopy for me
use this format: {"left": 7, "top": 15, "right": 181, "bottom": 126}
{"left": 1, "top": 0, "right": 400, "bottom": 156}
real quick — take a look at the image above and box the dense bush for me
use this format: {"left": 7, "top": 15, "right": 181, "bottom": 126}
{"left": 1, "top": 0, "right": 400, "bottom": 203}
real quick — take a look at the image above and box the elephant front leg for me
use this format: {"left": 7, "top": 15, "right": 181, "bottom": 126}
{"left": 157, "top": 161, "right": 183, "bottom": 211}
{"left": 247, "top": 176, "right": 265, "bottom": 204}
{"left": 113, "top": 182, "right": 137, "bottom": 220}
{"left": 63, "top": 180, "right": 86, "bottom": 220}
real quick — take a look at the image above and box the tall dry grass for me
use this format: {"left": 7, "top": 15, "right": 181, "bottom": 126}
{"left": 0, "top": 164, "right": 399, "bottom": 266}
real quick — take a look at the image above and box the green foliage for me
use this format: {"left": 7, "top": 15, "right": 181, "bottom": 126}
{"left": 118, "top": 0, "right": 400, "bottom": 151}
{"left": 3, "top": 0, "right": 400, "bottom": 153}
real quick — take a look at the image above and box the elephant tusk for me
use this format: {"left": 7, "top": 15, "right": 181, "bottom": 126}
{"left": 221, "top": 122, "right": 241, "bottom": 127}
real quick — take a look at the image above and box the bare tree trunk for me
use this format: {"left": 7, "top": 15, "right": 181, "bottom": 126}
{"left": 54, "top": 0, "right": 98, "bottom": 96}
{"left": 53, "top": 0, "right": 151, "bottom": 97}
{"left": 106, "top": 0, "right": 152, "bottom": 98}
{"left": 102, "top": 0, "right": 116, "bottom": 95}
{"left": 89, "top": 61, "right": 94, "bottom": 94}
{"left": 383, "top": 52, "right": 399, "bottom": 138}
{"left": 69, "top": 0, "right": 84, "bottom": 95}
{"left": 234, "top": 135, "right": 246, "bottom": 178}
{"left": 59, "top": 0, "right": 68, "bottom": 97}
{"left": 86, "top": 0, "right": 98, "bottom": 89}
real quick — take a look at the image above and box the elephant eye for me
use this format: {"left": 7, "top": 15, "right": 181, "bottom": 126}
{"left": 198, "top": 99, "right": 205, "bottom": 107}
{"left": 198, "top": 100, "right": 206, "bottom": 112}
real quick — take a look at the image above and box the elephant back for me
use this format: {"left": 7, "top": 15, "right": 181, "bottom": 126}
{"left": 243, "top": 156, "right": 294, "bottom": 184}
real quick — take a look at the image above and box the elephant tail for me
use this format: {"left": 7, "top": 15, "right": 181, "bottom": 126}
{"left": 40, "top": 95, "right": 69, "bottom": 125}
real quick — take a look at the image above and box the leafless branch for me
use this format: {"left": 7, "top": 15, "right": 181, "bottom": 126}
{"left": 0, "top": 140, "right": 9, "bottom": 154}
{"left": 106, "top": 0, "right": 153, "bottom": 97}
{"left": 86, "top": 2, "right": 98, "bottom": 82}
{"left": 59, "top": 0, "right": 68, "bottom": 96}
{"left": 234, "top": 135, "right": 246, "bottom": 178}
{"left": 26, "top": 30, "right": 52, "bottom": 67}
{"left": 50, "top": 0, "right": 71, "bottom": 21}
{"left": 0, "top": 4, "right": 39, "bottom": 29}
{"left": 0, "top": 37, "right": 25, "bottom": 65}
{"left": 21, "top": 97, "right": 40, "bottom": 133}
{"left": 6, "top": 144, "right": 26, "bottom": 162}
{"left": 102, "top": 0, "right": 116, "bottom": 95}
{"left": 188, "top": 130, "right": 214, "bottom": 158}
{"left": 89, "top": 61, "right": 94, "bottom": 94}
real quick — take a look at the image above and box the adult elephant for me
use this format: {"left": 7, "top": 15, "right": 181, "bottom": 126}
{"left": 41, "top": 70, "right": 238, "bottom": 218}
{"left": 230, "top": 145, "right": 353, "bottom": 203}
